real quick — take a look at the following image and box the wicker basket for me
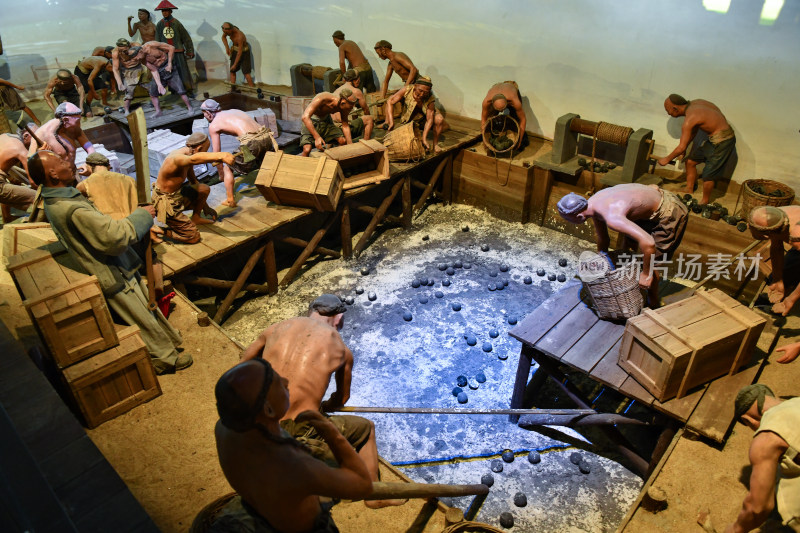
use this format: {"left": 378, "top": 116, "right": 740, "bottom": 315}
{"left": 442, "top": 521, "right": 505, "bottom": 533}
{"left": 482, "top": 115, "right": 519, "bottom": 155}
{"left": 189, "top": 492, "right": 236, "bottom": 533}
{"left": 737, "top": 179, "right": 795, "bottom": 218}
{"left": 580, "top": 256, "right": 644, "bottom": 320}
{"left": 383, "top": 122, "right": 426, "bottom": 162}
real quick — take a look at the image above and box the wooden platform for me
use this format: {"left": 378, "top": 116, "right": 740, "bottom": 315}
{"left": 509, "top": 281, "right": 778, "bottom": 443}
{"left": 107, "top": 99, "right": 204, "bottom": 131}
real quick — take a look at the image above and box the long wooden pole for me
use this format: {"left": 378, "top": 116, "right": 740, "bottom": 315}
{"left": 332, "top": 406, "right": 597, "bottom": 416}
{"left": 357, "top": 482, "right": 489, "bottom": 501}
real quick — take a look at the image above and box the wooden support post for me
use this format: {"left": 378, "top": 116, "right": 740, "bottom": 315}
{"left": 509, "top": 344, "right": 535, "bottom": 423}
{"left": 127, "top": 107, "right": 151, "bottom": 204}
{"left": 263, "top": 239, "right": 278, "bottom": 296}
{"left": 340, "top": 203, "right": 352, "bottom": 259}
{"left": 411, "top": 179, "right": 428, "bottom": 191}
{"left": 353, "top": 178, "right": 404, "bottom": 257}
{"left": 213, "top": 244, "right": 265, "bottom": 324}
{"left": 531, "top": 167, "right": 554, "bottom": 226}
{"left": 180, "top": 275, "right": 270, "bottom": 294}
{"left": 531, "top": 352, "right": 650, "bottom": 477}
{"left": 413, "top": 156, "right": 449, "bottom": 213}
{"left": 402, "top": 175, "right": 412, "bottom": 228}
{"left": 281, "top": 236, "right": 340, "bottom": 258}
{"left": 280, "top": 212, "right": 339, "bottom": 288}
{"left": 464, "top": 493, "right": 488, "bottom": 522}
{"left": 442, "top": 154, "right": 453, "bottom": 205}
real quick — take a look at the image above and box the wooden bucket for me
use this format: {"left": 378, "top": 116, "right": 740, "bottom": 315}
{"left": 383, "top": 122, "right": 426, "bottom": 162}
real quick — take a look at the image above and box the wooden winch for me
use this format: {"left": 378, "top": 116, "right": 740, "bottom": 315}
{"left": 539, "top": 113, "right": 655, "bottom": 185}
{"left": 289, "top": 63, "right": 337, "bottom": 96}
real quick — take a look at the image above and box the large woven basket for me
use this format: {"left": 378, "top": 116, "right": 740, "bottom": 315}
{"left": 383, "top": 122, "right": 426, "bottom": 162}
{"left": 442, "top": 521, "right": 505, "bottom": 533}
{"left": 482, "top": 114, "right": 519, "bottom": 155}
{"left": 737, "top": 179, "right": 795, "bottom": 217}
{"left": 580, "top": 255, "right": 644, "bottom": 320}
{"left": 189, "top": 492, "right": 236, "bottom": 533}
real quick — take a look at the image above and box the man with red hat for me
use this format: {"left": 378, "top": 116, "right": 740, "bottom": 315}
{"left": 154, "top": 1, "right": 195, "bottom": 94}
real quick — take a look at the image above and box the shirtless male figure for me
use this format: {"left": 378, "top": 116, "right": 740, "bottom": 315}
{"left": 481, "top": 81, "right": 528, "bottom": 150}
{"left": 152, "top": 132, "right": 232, "bottom": 244}
{"left": 332, "top": 30, "right": 376, "bottom": 93}
{"left": 558, "top": 184, "right": 689, "bottom": 308}
{"left": 0, "top": 78, "right": 40, "bottom": 125}
{"left": 132, "top": 41, "right": 192, "bottom": 115}
{"left": 37, "top": 102, "right": 95, "bottom": 174}
{"left": 385, "top": 75, "right": 447, "bottom": 154}
{"left": 215, "top": 360, "right": 372, "bottom": 532}
{"left": 374, "top": 40, "right": 418, "bottom": 99}
{"left": 127, "top": 9, "right": 156, "bottom": 43}
{"left": 221, "top": 22, "right": 254, "bottom": 86}
{"left": 200, "top": 98, "right": 273, "bottom": 207}
{"left": 330, "top": 69, "right": 373, "bottom": 141}
{"left": 44, "top": 70, "right": 85, "bottom": 117}
{"left": 299, "top": 90, "right": 357, "bottom": 156}
{"left": 74, "top": 56, "right": 114, "bottom": 114}
{"left": 240, "top": 294, "right": 406, "bottom": 509}
{"left": 658, "top": 94, "right": 736, "bottom": 205}
{"left": 0, "top": 125, "right": 43, "bottom": 221}
{"left": 112, "top": 38, "right": 145, "bottom": 114}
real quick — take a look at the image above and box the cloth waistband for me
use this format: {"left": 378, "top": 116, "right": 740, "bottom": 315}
{"left": 709, "top": 127, "right": 735, "bottom": 144}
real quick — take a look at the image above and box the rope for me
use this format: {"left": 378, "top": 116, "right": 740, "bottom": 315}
{"left": 586, "top": 121, "right": 632, "bottom": 195}
{"left": 490, "top": 115, "right": 514, "bottom": 186}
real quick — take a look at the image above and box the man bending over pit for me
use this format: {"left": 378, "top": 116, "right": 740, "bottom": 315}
{"left": 152, "top": 132, "right": 232, "bottom": 244}
{"left": 240, "top": 294, "right": 406, "bottom": 509}
{"left": 299, "top": 90, "right": 357, "bottom": 156}
{"left": 132, "top": 41, "right": 193, "bottom": 116}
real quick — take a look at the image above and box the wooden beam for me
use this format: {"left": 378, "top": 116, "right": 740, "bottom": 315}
{"left": 180, "top": 275, "right": 270, "bottom": 294}
{"left": 411, "top": 179, "right": 427, "bottom": 191}
{"left": 353, "top": 178, "right": 404, "bottom": 256}
{"left": 413, "top": 156, "right": 449, "bottom": 213}
{"left": 442, "top": 153, "right": 453, "bottom": 205}
{"left": 517, "top": 413, "right": 648, "bottom": 426}
{"left": 340, "top": 203, "right": 352, "bottom": 259}
{"left": 280, "top": 212, "right": 339, "bottom": 288}
{"left": 263, "top": 239, "right": 278, "bottom": 296}
{"left": 281, "top": 236, "right": 340, "bottom": 258}
{"left": 213, "top": 244, "right": 265, "bottom": 323}
{"left": 402, "top": 175, "right": 412, "bottom": 228}
{"left": 126, "top": 107, "right": 150, "bottom": 204}
{"left": 352, "top": 204, "right": 402, "bottom": 226}
{"left": 333, "top": 406, "right": 597, "bottom": 416}
{"left": 358, "top": 482, "right": 488, "bottom": 501}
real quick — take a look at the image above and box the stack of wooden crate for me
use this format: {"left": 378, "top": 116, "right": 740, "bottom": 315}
{"left": 4, "top": 229, "right": 161, "bottom": 428}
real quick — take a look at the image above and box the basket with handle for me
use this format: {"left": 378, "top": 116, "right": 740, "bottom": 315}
{"left": 383, "top": 122, "right": 426, "bottom": 163}
{"left": 579, "top": 252, "right": 644, "bottom": 320}
{"left": 442, "top": 520, "right": 505, "bottom": 533}
{"left": 481, "top": 114, "right": 519, "bottom": 155}
{"left": 735, "top": 179, "right": 795, "bottom": 217}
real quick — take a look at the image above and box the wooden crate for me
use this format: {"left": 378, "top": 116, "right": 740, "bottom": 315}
{"left": 2, "top": 222, "right": 62, "bottom": 259}
{"left": 7, "top": 249, "right": 118, "bottom": 368}
{"left": 255, "top": 150, "right": 343, "bottom": 211}
{"left": 62, "top": 325, "right": 161, "bottom": 428}
{"left": 452, "top": 148, "right": 539, "bottom": 222}
{"left": 280, "top": 96, "right": 314, "bottom": 122}
{"left": 619, "top": 288, "right": 766, "bottom": 401}
{"left": 323, "top": 139, "right": 390, "bottom": 190}
{"left": 365, "top": 90, "right": 400, "bottom": 121}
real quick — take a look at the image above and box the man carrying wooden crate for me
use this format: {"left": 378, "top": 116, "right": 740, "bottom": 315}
{"left": 299, "top": 90, "right": 357, "bottom": 156}
{"left": 240, "top": 294, "right": 406, "bottom": 509}
{"left": 214, "top": 359, "right": 372, "bottom": 532}
{"left": 557, "top": 183, "right": 689, "bottom": 308}
{"left": 27, "top": 149, "right": 191, "bottom": 374}
{"left": 200, "top": 99, "right": 273, "bottom": 207}
{"left": 711, "top": 384, "right": 800, "bottom": 533}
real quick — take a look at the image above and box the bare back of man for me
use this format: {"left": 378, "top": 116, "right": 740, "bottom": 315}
{"left": 0, "top": 134, "right": 32, "bottom": 177}
{"left": 209, "top": 109, "right": 260, "bottom": 139}
{"left": 250, "top": 317, "right": 351, "bottom": 420}
{"left": 339, "top": 40, "right": 368, "bottom": 70}
{"left": 684, "top": 99, "right": 730, "bottom": 137}
{"left": 140, "top": 41, "right": 169, "bottom": 68}
{"left": 588, "top": 183, "right": 663, "bottom": 225}
{"left": 300, "top": 92, "right": 355, "bottom": 155}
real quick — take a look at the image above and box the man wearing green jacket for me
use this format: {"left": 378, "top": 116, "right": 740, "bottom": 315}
{"left": 27, "top": 149, "right": 191, "bottom": 375}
